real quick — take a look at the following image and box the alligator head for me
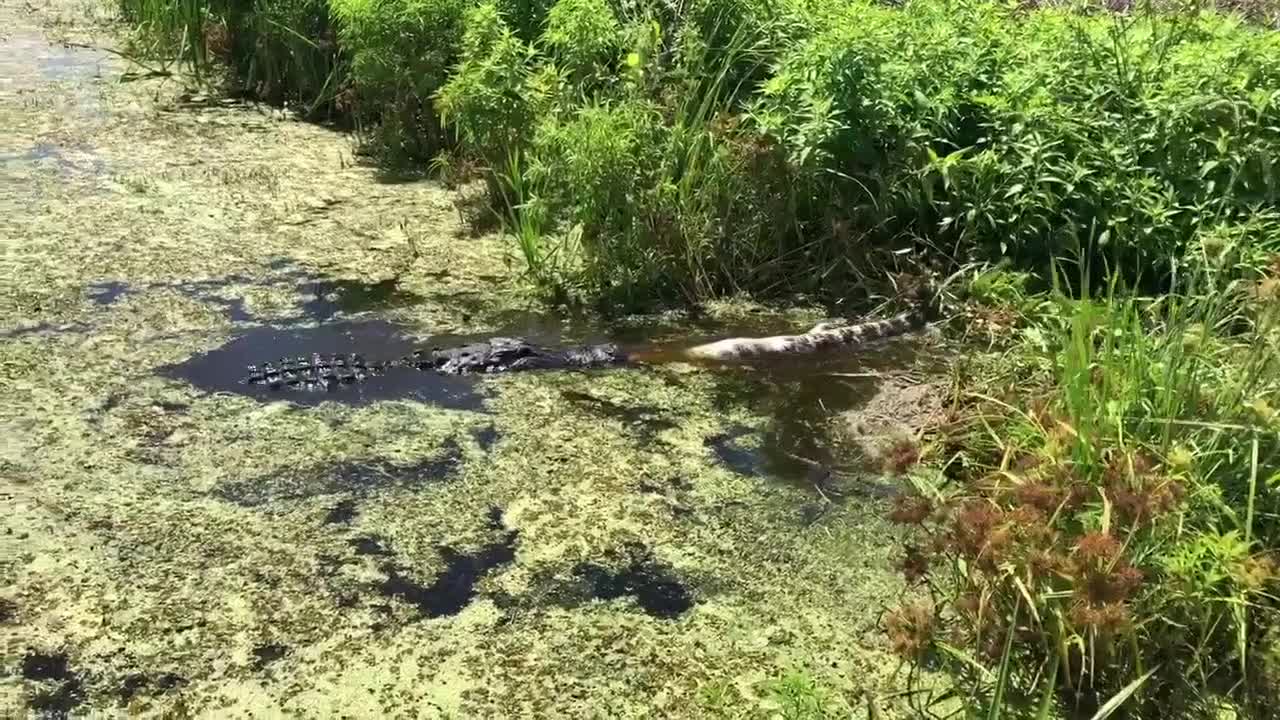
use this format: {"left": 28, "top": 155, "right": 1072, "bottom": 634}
{"left": 413, "top": 337, "right": 627, "bottom": 375}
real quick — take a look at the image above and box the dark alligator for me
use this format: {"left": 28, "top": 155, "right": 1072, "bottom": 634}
{"left": 244, "top": 283, "right": 937, "bottom": 393}
{"left": 244, "top": 337, "right": 628, "bottom": 392}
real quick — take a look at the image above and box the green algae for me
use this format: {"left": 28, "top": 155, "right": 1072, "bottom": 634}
{"left": 0, "top": 2, "right": 950, "bottom": 716}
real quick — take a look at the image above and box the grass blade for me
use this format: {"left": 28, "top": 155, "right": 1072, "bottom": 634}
{"left": 1088, "top": 668, "right": 1156, "bottom": 720}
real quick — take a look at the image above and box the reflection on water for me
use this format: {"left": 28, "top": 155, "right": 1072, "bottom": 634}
{"left": 699, "top": 336, "right": 942, "bottom": 489}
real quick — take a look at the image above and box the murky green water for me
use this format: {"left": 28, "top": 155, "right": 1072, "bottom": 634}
{"left": 0, "top": 1, "right": 948, "bottom": 716}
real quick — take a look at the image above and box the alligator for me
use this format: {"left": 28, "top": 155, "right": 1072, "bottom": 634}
{"left": 244, "top": 284, "right": 936, "bottom": 392}
{"left": 243, "top": 338, "right": 628, "bottom": 391}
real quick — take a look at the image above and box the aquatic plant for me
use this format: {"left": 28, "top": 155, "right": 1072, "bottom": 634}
{"left": 106, "top": 0, "right": 1280, "bottom": 707}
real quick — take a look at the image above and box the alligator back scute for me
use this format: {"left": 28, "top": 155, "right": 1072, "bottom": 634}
{"left": 245, "top": 353, "right": 391, "bottom": 391}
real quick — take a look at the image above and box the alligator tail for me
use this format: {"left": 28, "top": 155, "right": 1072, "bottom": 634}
{"left": 676, "top": 283, "right": 933, "bottom": 364}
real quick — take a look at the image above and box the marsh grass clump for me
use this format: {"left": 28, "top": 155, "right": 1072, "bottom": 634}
{"left": 886, "top": 254, "right": 1280, "bottom": 716}
{"left": 119, "top": 0, "right": 345, "bottom": 116}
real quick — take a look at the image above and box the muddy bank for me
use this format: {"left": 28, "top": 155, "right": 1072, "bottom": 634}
{"left": 0, "top": 1, "right": 950, "bottom": 716}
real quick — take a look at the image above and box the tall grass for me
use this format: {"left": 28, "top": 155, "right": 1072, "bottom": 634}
{"left": 884, "top": 244, "right": 1280, "bottom": 716}
{"left": 119, "top": 0, "right": 345, "bottom": 118}
{"left": 118, "top": 0, "right": 212, "bottom": 72}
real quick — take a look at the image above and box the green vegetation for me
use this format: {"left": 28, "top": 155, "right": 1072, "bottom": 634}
{"left": 117, "top": 0, "right": 1280, "bottom": 308}
{"left": 113, "top": 0, "right": 1280, "bottom": 715}
{"left": 884, "top": 256, "right": 1280, "bottom": 717}
{"left": 119, "top": 0, "right": 345, "bottom": 113}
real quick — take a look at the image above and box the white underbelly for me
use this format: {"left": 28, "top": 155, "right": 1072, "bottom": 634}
{"left": 684, "top": 335, "right": 800, "bottom": 361}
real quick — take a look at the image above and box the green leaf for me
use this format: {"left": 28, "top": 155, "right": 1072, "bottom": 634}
{"left": 1035, "top": 653, "right": 1061, "bottom": 720}
{"left": 987, "top": 600, "right": 1019, "bottom": 720}
{"left": 1088, "top": 668, "right": 1157, "bottom": 720}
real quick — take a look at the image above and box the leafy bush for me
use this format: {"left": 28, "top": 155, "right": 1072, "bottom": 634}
{"left": 331, "top": 0, "right": 475, "bottom": 159}
{"left": 542, "top": 0, "right": 623, "bottom": 83}
{"left": 754, "top": 2, "right": 1280, "bottom": 294}
{"left": 437, "top": 2, "right": 538, "bottom": 160}
{"left": 929, "top": 11, "right": 1280, "bottom": 283}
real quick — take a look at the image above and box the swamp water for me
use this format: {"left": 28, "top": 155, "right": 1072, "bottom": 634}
{"left": 0, "top": 1, "right": 949, "bottom": 716}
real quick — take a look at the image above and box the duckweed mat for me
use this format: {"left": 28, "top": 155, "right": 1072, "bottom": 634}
{"left": 0, "top": 1, "right": 950, "bottom": 716}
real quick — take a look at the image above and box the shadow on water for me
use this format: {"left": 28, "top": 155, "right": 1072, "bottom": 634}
{"left": 86, "top": 277, "right": 256, "bottom": 322}
{"left": 85, "top": 257, "right": 425, "bottom": 326}
{"left": 471, "top": 423, "right": 500, "bottom": 451}
{"left": 0, "top": 321, "right": 90, "bottom": 339}
{"left": 299, "top": 277, "right": 422, "bottom": 322}
{"left": 573, "top": 554, "right": 693, "bottom": 619}
{"left": 118, "top": 671, "right": 187, "bottom": 705}
{"left": 561, "top": 389, "right": 679, "bottom": 442}
{"left": 376, "top": 506, "right": 519, "bottom": 619}
{"left": 704, "top": 424, "right": 762, "bottom": 477}
{"left": 250, "top": 643, "right": 289, "bottom": 671}
{"left": 324, "top": 498, "right": 359, "bottom": 525}
{"left": 265, "top": 257, "right": 426, "bottom": 323}
{"left": 86, "top": 280, "right": 129, "bottom": 305}
{"left": 21, "top": 650, "right": 86, "bottom": 716}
